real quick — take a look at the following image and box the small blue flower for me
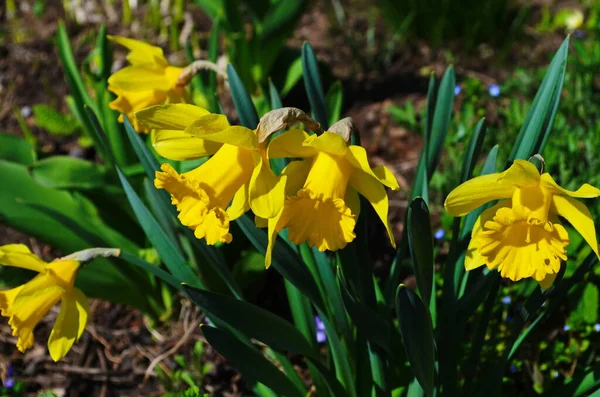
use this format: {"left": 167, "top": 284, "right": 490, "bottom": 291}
{"left": 315, "top": 316, "right": 327, "bottom": 343}
{"left": 509, "top": 364, "right": 517, "bottom": 373}
{"left": 488, "top": 84, "right": 500, "bottom": 97}
{"left": 501, "top": 296, "right": 511, "bottom": 305}
{"left": 594, "top": 323, "right": 600, "bottom": 332}
{"left": 573, "top": 29, "right": 585, "bottom": 39}
{"left": 454, "top": 85, "right": 462, "bottom": 96}
{"left": 4, "top": 378, "right": 14, "bottom": 389}
{"left": 316, "top": 330, "right": 327, "bottom": 343}
{"left": 563, "top": 325, "right": 571, "bottom": 332}
{"left": 434, "top": 229, "right": 445, "bottom": 240}
{"left": 506, "top": 315, "right": 513, "bottom": 323}
{"left": 6, "top": 365, "right": 13, "bottom": 378}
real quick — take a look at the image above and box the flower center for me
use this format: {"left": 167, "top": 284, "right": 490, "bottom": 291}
{"left": 476, "top": 205, "right": 569, "bottom": 282}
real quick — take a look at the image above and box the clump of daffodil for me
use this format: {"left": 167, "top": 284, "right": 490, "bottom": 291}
{"left": 263, "top": 119, "right": 399, "bottom": 267}
{"left": 135, "top": 105, "right": 313, "bottom": 245}
{"left": 107, "top": 36, "right": 187, "bottom": 132}
{"left": 445, "top": 159, "right": 600, "bottom": 288}
{"left": 0, "top": 245, "right": 89, "bottom": 361}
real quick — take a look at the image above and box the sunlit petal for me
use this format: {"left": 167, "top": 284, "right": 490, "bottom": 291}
{"left": 108, "top": 35, "right": 168, "bottom": 66}
{"left": 136, "top": 104, "right": 210, "bottom": 130}
{"left": 47, "top": 288, "right": 89, "bottom": 362}
{"left": 552, "top": 195, "right": 600, "bottom": 258}
{"left": 0, "top": 245, "right": 46, "bottom": 272}
{"left": 349, "top": 169, "right": 395, "bottom": 248}
{"left": 541, "top": 173, "right": 600, "bottom": 198}
{"left": 267, "top": 129, "right": 316, "bottom": 159}
{"left": 152, "top": 129, "right": 222, "bottom": 160}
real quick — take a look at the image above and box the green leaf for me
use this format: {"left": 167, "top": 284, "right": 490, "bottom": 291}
{"left": 115, "top": 167, "right": 201, "bottom": 288}
{"left": 459, "top": 118, "right": 487, "bottom": 184}
{"left": 30, "top": 156, "right": 110, "bottom": 190}
{"left": 578, "top": 283, "right": 599, "bottom": 324}
{"left": 0, "top": 133, "right": 36, "bottom": 165}
{"left": 341, "top": 284, "right": 393, "bottom": 354}
{"left": 32, "top": 104, "right": 80, "bottom": 136}
{"left": 302, "top": 42, "right": 329, "bottom": 128}
{"left": 411, "top": 67, "right": 455, "bottom": 201}
{"left": 407, "top": 198, "right": 434, "bottom": 309}
{"left": 236, "top": 214, "right": 323, "bottom": 309}
{"left": 325, "top": 80, "right": 343, "bottom": 127}
{"left": 227, "top": 64, "right": 259, "bottom": 128}
{"left": 118, "top": 250, "right": 183, "bottom": 292}
{"left": 548, "top": 362, "right": 600, "bottom": 397}
{"left": 183, "top": 284, "right": 316, "bottom": 359}
{"left": 56, "top": 23, "right": 100, "bottom": 150}
{"left": 201, "top": 325, "right": 303, "bottom": 397}
{"left": 396, "top": 285, "right": 436, "bottom": 397}
{"left": 509, "top": 36, "right": 569, "bottom": 162}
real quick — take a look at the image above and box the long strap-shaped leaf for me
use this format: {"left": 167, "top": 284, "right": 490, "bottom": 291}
{"left": 182, "top": 284, "right": 317, "bottom": 359}
{"left": 508, "top": 36, "right": 569, "bottom": 162}
{"left": 202, "top": 325, "right": 303, "bottom": 397}
{"left": 396, "top": 285, "right": 436, "bottom": 397}
{"left": 302, "top": 42, "right": 329, "bottom": 129}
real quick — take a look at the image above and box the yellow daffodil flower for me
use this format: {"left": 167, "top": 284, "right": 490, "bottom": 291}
{"left": 135, "top": 104, "right": 284, "bottom": 245}
{"left": 0, "top": 245, "right": 89, "bottom": 361}
{"left": 107, "top": 36, "right": 186, "bottom": 132}
{"left": 263, "top": 129, "right": 399, "bottom": 267}
{"left": 445, "top": 159, "right": 600, "bottom": 288}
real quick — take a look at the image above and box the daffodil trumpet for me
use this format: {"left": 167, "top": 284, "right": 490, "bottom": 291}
{"left": 135, "top": 105, "right": 318, "bottom": 245}
{"left": 263, "top": 122, "right": 400, "bottom": 268}
{"left": 444, "top": 159, "right": 600, "bottom": 288}
{"left": 0, "top": 245, "right": 93, "bottom": 361}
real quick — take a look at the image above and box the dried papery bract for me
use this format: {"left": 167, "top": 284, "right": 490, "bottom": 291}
{"left": 256, "top": 107, "right": 321, "bottom": 143}
{"left": 328, "top": 117, "right": 357, "bottom": 143}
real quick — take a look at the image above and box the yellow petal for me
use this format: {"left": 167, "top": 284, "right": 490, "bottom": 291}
{"left": 349, "top": 170, "right": 396, "bottom": 248}
{"left": 464, "top": 202, "right": 508, "bottom": 271}
{"left": 539, "top": 272, "right": 557, "bottom": 290}
{"left": 0, "top": 245, "right": 46, "bottom": 272}
{"left": 10, "top": 284, "right": 63, "bottom": 353}
{"left": 541, "top": 173, "right": 600, "bottom": 198}
{"left": 345, "top": 186, "right": 361, "bottom": 219}
{"left": 46, "top": 260, "right": 81, "bottom": 286}
{"left": 108, "top": 35, "right": 168, "bottom": 66}
{"left": 226, "top": 182, "right": 250, "bottom": 221}
{"left": 255, "top": 215, "right": 268, "bottom": 228}
{"left": 265, "top": 212, "right": 283, "bottom": 269}
{"left": 372, "top": 165, "right": 400, "bottom": 190}
{"left": 186, "top": 119, "right": 257, "bottom": 149}
{"left": 0, "top": 285, "right": 25, "bottom": 317}
{"left": 444, "top": 160, "right": 540, "bottom": 217}
{"left": 267, "top": 129, "right": 316, "bottom": 159}
{"left": 346, "top": 145, "right": 399, "bottom": 190}
{"left": 552, "top": 195, "right": 599, "bottom": 258}
{"left": 136, "top": 104, "right": 210, "bottom": 130}
{"left": 152, "top": 129, "right": 222, "bottom": 160}
{"left": 281, "top": 160, "right": 312, "bottom": 196}
{"left": 48, "top": 288, "right": 89, "bottom": 362}
{"left": 303, "top": 132, "right": 348, "bottom": 156}
{"left": 249, "top": 153, "right": 285, "bottom": 219}
{"left": 108, "top": 66, "right": 176, "bottom": 92}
